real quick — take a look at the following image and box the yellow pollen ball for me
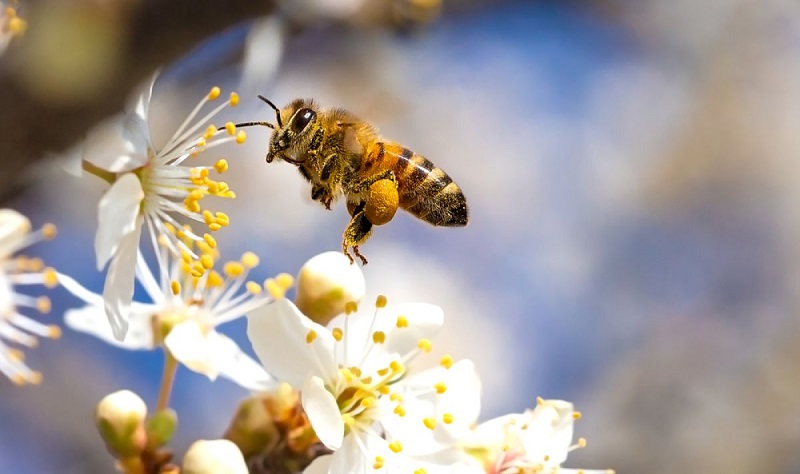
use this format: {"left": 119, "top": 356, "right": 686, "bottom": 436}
{"left": 332, "top": 328, "right": 343, "bottom": 341}
{"left": 388, "top": 441, "right": 403, "bottom": 453}
{"left": 394, "top": 405, "right": 406, "bottom": 417}
{"left": 365, "top": 179, "right": 399, "bottom": 226}
{"left": 42, "top": 223, "right": 57, "bottom": 240}
{"left": 203, "top": 234, "right": 217, "bottom": 249}
{"left": 305, "top": 330, "right": 317, "bottom": 344}
{"left": 225, "top": 122, "right": 236, "bottom": 136}
{"left": 537, "top": 396, "right": 545, "bottom": 405}
{"left": 246, "top": 281, "right": 262, "bottom": 295}
{"left": 396, "top": 315, "right": 408, "bottom": 328}
{"left": 29, "top": 371, "right": 43, "bottom": 385}
{"left": 204, "top": 125, "right": 217, "bottom": 140}
{"left": 375, "top": 295, "right": 388, "bottom": 308}
{"left": 373, "top": 457, "right": 384, "bottom": 470}
{"left": 442, "top": 413, "right": 454, "bottom": 424}
{"left": 207, "top": 271, "right": 223, "bottom": 287}
{"left": 214, "top": 159, "right": 229, "bottom": 174}
{"left": 170, "top": 281, "right": 181, "bottom": 295}
{"left": 200, "top": 254, "right": 214, "bottom": 270}
{"left": 378, "top": 385, "right": 389, "bottom": 395}
{"left": 434, "top": 382, "right": 447, "bottom": 394}
{"left": 208, "top": 86, "right": 221, "bottom": 100}
{"left": 423, "top": 417, "right": 436, "bottom": 430}
{"left": 224, "top": 262, "right": 244, "bottom": 277}
{"left": 344, "top": 301, "right": 358, "bottom": 314}
{"left": 389, "top": 393, "right": 403, "bottom": 402}
{"left": 389, "top": 360, "right": 404, "bottom": 373}
{"left": 417, "top": 338, "right": 433, "bottom": 352}
{"left": 578, "top": 437, "right": 587, "bottom": 448}
{"left": 241, "top": 252, "right": 259, "bottom": 268}
{"left": 275, "top": 273, "right": 294, "bottom": 290}
{"left": 36, "top": 296, "right": 51, "bottom": 314}
{"left": 229, "top": 92, "right": 240, "bottom": 106}
{"left": 208, "top": 223, "right": 222, "bottom": 232}
{"left": 265, "top": 278, "right": 285, "bottom": 300}
{"left": 48, "top": 325, "right": 62, "bottom": 339}
{"left": 372, "top": 331, "right": 386, "bottom": 344}
{"left": 11, "top": 374, "right": 25, "bottom": 386}
{"left": 440, "top": 354, "right": 454, "bottom": 369}
{"left": 7, "top": 348, "right": 24, "bottom": 362}
{"left": 236, "top": 131, "right": 247, "bottom": 144}
{"left": 414, "top": 469, "right": 428, "bottom": 474}
{"left": 43, "top": 268, "right": 58, "bottom": 288}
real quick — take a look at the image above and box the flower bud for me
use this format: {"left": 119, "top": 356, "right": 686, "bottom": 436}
{"left": 224, "top": 395, "right": 279, "bottom": 457}
{"left": 294, "top": 251, "right": 365, "bottom": 326}
{"left": 146, "top": 408, "right": 178, "bottom": 448}
{"left": 95, "top": 390, "right": 148, "bottom": 458}
{"left": 182, "top": 439, "right": 248, "bottom": 474}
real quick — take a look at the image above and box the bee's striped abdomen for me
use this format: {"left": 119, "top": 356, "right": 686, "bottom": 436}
{"left": 368, "top": 142, "right": 468, "bottom": 227}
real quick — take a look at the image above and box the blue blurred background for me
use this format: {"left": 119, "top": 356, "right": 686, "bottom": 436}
{"left": 3, "top": 0, "right": 800, "bottom": 472}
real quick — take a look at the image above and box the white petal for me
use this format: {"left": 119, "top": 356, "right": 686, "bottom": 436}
{"left": 206, "top": 331, "right": 277, "bottom": 391}
{"left": 95, "top": 173, "right": 144, "bottom": 270}
{"left": 0, "top": 209, "right": 30, "bottom": 258}
{"left": 302, "top": 376, "right": 343, "bottom": 450}
{"left": 82, "top": 114, "right": 150, "bottom": 173}
{"left": 165, "top": 321, "right": 217, "bottom": 379}
{"left": 126, "top": 71, "right": 156, "bottom": 121}
{"left": 246, "top": 299, "right": 337, "bottom": 388}
{"left": 328, "top": 434, "right": 368, "bottom": 473}
{"left": 521, "top": 400, "right": 575, "bottom": 464}
{"left": 382, "top": 303, "right": 444, "bottom": 358}
{"left": 303, "top": 454, "right": 332, "bottom": 474}
{"left": 102, "top": 221, "right": 142, "bottom": 341}
{"left": 65, "top": 304, "right": 153, "bottom": 349}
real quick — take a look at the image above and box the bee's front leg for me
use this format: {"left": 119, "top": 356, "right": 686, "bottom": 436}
{"left": 308, "top": 128, "right": 325, "bottom": 157}
{"left": 311, "top": 184, "right": 333, "bottom": 210}
{"left": 342, "top": 201, "right": 372, "bottom": 265}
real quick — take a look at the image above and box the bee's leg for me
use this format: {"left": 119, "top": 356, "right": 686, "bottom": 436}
{"left": 311, "top": 184, "right": 333, "bottom": 210}
{"left": 319, "top": 153, "right": 338, "bottom": 182}
{"left": 308, "top": 128, "right": 325, "bottom": 157}
{"left": 342, "top": 202, "right": 371, "bottom": 265}
{"left": 349, "top": 170, "right": 397, "bottom": 194}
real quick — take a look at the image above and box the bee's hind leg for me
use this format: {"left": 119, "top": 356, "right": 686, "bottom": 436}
{"left": 342, "top": 203, "right": 372, "bottom": 265}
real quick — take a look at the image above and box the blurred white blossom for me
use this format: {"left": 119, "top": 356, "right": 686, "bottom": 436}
{"left": 0, "top": 1, "right": 26, "bottom": 55}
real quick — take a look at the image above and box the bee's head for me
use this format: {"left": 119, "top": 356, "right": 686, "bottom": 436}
{"left": 266, "top": 98, "right": 318, "bottom": 165}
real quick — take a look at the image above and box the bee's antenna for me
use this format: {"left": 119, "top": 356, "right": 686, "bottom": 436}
{"left": 258, "top": 95, "right": 283, "bottom": 127}
{"left": 227, "top": 121, "right": 275, "bottom": 130}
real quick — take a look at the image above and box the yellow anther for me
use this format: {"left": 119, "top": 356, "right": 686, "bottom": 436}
{"left": 184, "top": 199, "right": 200, "bottom": 213}
{"left": 396, "top": 315, "right": 408, "bottom": 328}
{"left": 389, "top": 360, "right": 404, "bottom": 374}
{"left": 47, "top": 325, "right": 62, "bottom": 339}
{"left": 332, "top": 327, "right": 343, "bottom": 341}
{"left": 246, "top": 281, "right": 262, "bottom": 295}
{"left": 388, "top": 440, "right": 403, "bottom": 453}
{"left": 229, "top": 92, "right": 240, "bottom": 106}
{"left": 375, "top": 295, "right": 388, "bottom": 308}
{"left": 423, "top": 417, "right": 436, "bottom": 430}
{"left": 43, "top": 268, "right": 58, "bottom": 288}
{"left": 28, "top": 258, "right": 43, "bottom": 272}
{"left": 170, "top": 280, "right": 181, "bottom": 295}
{"left": 439, "top": 355, "right": 454, "bottom": 369}
{"left": 265, "top": 278, "right": 285, "bottom": 300}
{"left": 414, "top": 469, "right": 428, "bottom": 474}
{"left": 417, "top": 338, "right": 433, "bottom": 353}
{"left": 442, "top": 413, "right": 454, "bottom": 424}
{"left": 275, "top": 273, "right": 294, "bottom": 290}
{"left": 8, "top": 17, "right": 26, "bottom": 36}
{"left": 434, "top": 382, "right": 447, "bottom": 394}
{"left": 203, "top": 233, "right": 217, "bottom": 249}
{"left": 349, "top": 366, "right": 362, "bottom": 377}
{"left": 344, "top": 301, "right": 358, "bottom": 315}
{"left": 180, "top": 251, "right": 193, "bottom": 264}
{"left": 224, "top": 261, "right": 244, "bottom": 277}
{"left": 372, "top": 331, "right": 386, "bottom": 344}
{"left": 42, "top": 223, "right": 57, "bottom": 240}
{"left": 377, "top": 367, "right": 389, "bottom": 377}
{"left": 214, "top": 159, "right": 229, "bottom": 174}
{"left": 389, "top": 393, "right": 403, "bottom": 402}
{"left": 191, "top": 261, "right": 205, "bottom": 278}
{"left": 36, "top": 296, "right": 51, "bottom": 314}
{"left": 573, "top": 411, "right": 582, "bottom": 420}
{"left": 236, "top": 130, "right": 247, "bottom": 144}
{"left": 208, "top": 223, "right": 222, "bottom": 232}
{"left": 537, "top": 396, "right": 544, "bottom": 405}
{"left": 578, "top": 437, "right": 587, "bottom": 448}
{"left": 305, "top": 330, "right": 317, "bottom": 344}
{"left": 342, "top": 413, "right": 355, "bottom": 426}
{"left": 204, "top": 125, "right": 217, "bottom": 140}
{"left": 11, "top": 374, "right": 25, "bottom": 386}
{"left": 241, "top": 252, "right": 259, "bottom": 268}
{"left": 373, "top": 456, "right": 384, "bottom": 470}
{"left": 394, "top": 405, "right": 406, "bottom": 417}
{"left": 378, "top": 385, "right": 390, "bottom": 395}
{"left": 203, "top": 210, "right": 214, "bottom": 225}
{"left": 225, "top": 122, "right": 236, "bottom": 136}
{"left": 207, "top": 270, "right": 223, "bottom": 288}
{"left": 29, "top": 371, "right": 43, "bottom": 385}
{"left": 7, "top": 349, "right": 23, "bottom": 362}
{"left": 208, "top": 86, "right": 221, "bottom": 100}
{"left": 215, "top": 212, "right": 230, "bottom": 226}
{"left": 200, "top": 254, "right": 214, "bottom": 270}
{"left": 361, "top": 396, "right": 376, "bottom": 408}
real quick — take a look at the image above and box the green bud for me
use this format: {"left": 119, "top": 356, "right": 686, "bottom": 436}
{"left": 95, "top": 390, "right": 148, "bottom": 458}
{"left": 224, "top": 395, "right": 279, "bottom": 457}
{"left": 147, "top": 408, "right": 178, "bottom": 447}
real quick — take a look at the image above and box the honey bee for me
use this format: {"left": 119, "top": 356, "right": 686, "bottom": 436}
{"left": 239, "top": 96, "right": 468, "bottom": 264}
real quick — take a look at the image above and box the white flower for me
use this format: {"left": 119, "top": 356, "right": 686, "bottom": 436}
{"left": 0, "top": 2, "right": 26, "bottom": 55}
{"left": 464, "top": 398, "right": 614, "bottom": 474}
{"left": 247, "top": 293, "right": 482, "bottom": 473}
{"left": 0, "top": 209, "right": 60, "bottom": 385}
{"left": 59, "top": 237, "right": 290, "bottom": 391}
{"left": 82, "top": 72, "right": 246, "bottom": 340}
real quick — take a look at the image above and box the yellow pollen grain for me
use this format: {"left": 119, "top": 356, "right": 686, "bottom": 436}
{"left": 215, "top": 212, "right": 230, "bottom": 226}
{"left": 200, "top": 254, "right": 214, "bottom": 270}
{"left": 372, "top": 331, "right": 386, "bottom": 344}
{"left": 241, "top": 252, "right": 259, "bottom": 268}
{"left": 48, "top": 325, "right": 62, "bottom": 339}
{"left": 170, "top": 280, "right": 181, "bottom": 295}
{"left": 208, "top": 223, "right": 222, "bottom": 232}
{"left": 414, "top": 469, "right": 427, "bottom": 474}
{"left": 375, "top": 295, "right": 388, "bottom": 308}
{"left": 265, "top": 278, "right": 285, "bottom": 300}
{"left": 442, "top": 413, "right": 454, "bottom": 424}
{"left": 11, "top": 374, "right": 25, "bottom": 386}
{"left": 9, "top": 17, "right": 26, "bottom": 36}
{"left": 578, "top": 437, "right": 587, "bottom": 448}
{"left": 537, "top": 396, "right": 544, "bottom": 406}
{"left": 389, "top": 360, "right": 404, "bottom": 373}
{"left": 236, "top": 130, "right": 247, "bottom": 144}
{"left": 224, "top": 261, "right": 244, "bottom": 277}
{"left": 434, "top": 382, "right": 447, "bottom": 394}
{"left": 361, "top": 375, "right": 373, "bottom": 385}
{"left": 344, "top": 301, "right": 358, "bottom": 315}
{"left": 543, "top": 454, "right": 550, "bottom": 462}
{"left": 342, "top": 413, "right": 355, "bottom": 426}
{"left": 439, "top": 354, "right": 454, "bottom": 369}
{"left": 42, "top": 223, "right": 57, "bottom": 240}
{"left": 207, "top": 270, "right": 223, "bottom": 288}
{"left": 246, "top": 281, "right": 262, "bottom": 295}
{"left": 191, "top": 263, "right": 205, "bottom": 278}
{"left": 417, "top": 338, "right": 433, "bottom": 353}
{"left": 43, "top": 268, "right": 58, "bottom": 288}
{"left": 28, "top": 258, "right": 43, "bottom": 272}
{"left": 203, "top": 234, "right": 217, "bottom": 249}
{"left": 7, "top": 348, "right": 24, "bottom": 362}
{"left": 332, "top": 327, "right": 343, "bottom": 341}
{"left": 388, "top": 440, "right": 403, "bottom": 453}
{"left": 204, "top": 125, "right": 217, "bottom": 140}
{"left": 394, "top": 405, "right": 406, "bottom": 417}
{"left": 229, "top": 92, "right": 240, "bottom": 106}
{"left": 349, "top": 366, "right": 362, "bottom": 377}
{"left": 214, "top": 159, "right": 229, "bottom": 174}
{"left": 389, "top": 392, "right": 403, "bottom": 402}
{"left": 29, "top": 371, "right": 43, "bottom": 385}
{"left": 573, "top": 411, "right": 582, "bottom": 420}
{"left": 275, "top": 273, "right": 294, "bottom": 290}
{"left": 208, "top": 86, "right": 221, "bottom": 100}
{"left": 396, "top": 315, "right": 408, "bottom": 328}
{"left": 36, "top": 296, "right": 51, "bottom": 314}
{"left": 377, "top": 367, "right": 389, "bottom": 377}
{"left": 362, "top": 396, "right": 376, "bottom": 408}
{"left": 423, "top": 417, "right": 436, "bottom": 430}
{"left": 378, "top": 386, "right": 390, "bottom": 395}
{"left": 305, "top": 330, "right": 317, "bottom": 344}
{"left": 373, "top": 456, "right": 384, "bottom": 470}
{"left": 225, "top": 121, "right": 236, "bottom": 136}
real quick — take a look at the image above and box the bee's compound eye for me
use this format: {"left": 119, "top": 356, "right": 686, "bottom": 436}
{"left": 291, "top": 108, "right": 316, "bottom": 132}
